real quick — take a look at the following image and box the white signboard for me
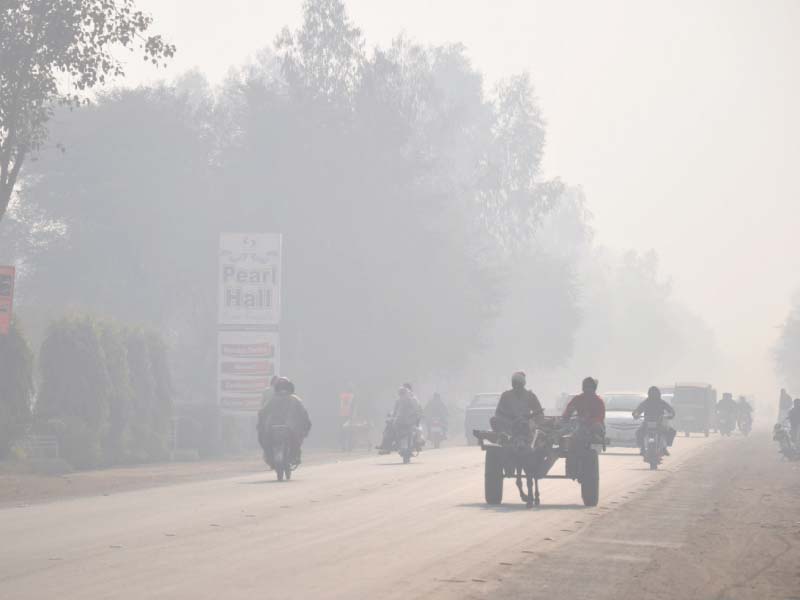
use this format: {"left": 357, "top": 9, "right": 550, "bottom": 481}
{"left": 218, "top": 233, "right": 282, "bottom": 327}
{"left": 218, "top": 330, "right": 280, "bottom": 412}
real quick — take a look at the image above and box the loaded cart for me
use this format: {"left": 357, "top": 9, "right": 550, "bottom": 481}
{"left": 473, "top": 416, "right": 604, "bottom": 508}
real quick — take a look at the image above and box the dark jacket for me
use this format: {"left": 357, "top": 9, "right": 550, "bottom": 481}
{"left": 788, "top": 406, "right": 800, "bottom": 429}
{"left": 259, "top": 392, "right": 312, "bottom": 438}
{"left": 633, "top": 398, "right": 675, "bottom": 421}
{"left": 496, "top": 388, "right": 543, "bottom": 422}
{"left": 563, "top": 392, "right": 606, "bottom": 425}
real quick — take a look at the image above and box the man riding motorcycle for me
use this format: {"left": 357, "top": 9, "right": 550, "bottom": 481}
{"left": 490, "top": 371, "right": 544, "bottom": 442}
{"left": 717, "top": 392, "right": 738, "bottom": 433}
{"left": 257, "top": 377, "right": 312, "bottom": 466}
{"left": 562, "top": 377, "right": 606, "bottom": 476}
{"left": 632, "top": 386, "right": 676, "bottom": 456}
{"left": 377, "top": 386, "right": 423, "bottom": 454}
{"left": 788, "top": 398, "right": 800, "bottom": 444}
{"left": 737, "top": 395, "right": 753, "bottom": 432}
{"left": 424, "top": 392, "right": 449, "bottom": 438}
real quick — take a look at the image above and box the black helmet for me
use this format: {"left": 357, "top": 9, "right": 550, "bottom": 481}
{"left": 275, "top": 377, "right": 295, "bottom": 394}
{"left": 511, "top": 371, "right": 526, "bottom": 389}
{"left": 582, "top": 377, "right": 598, "bottom": 393}
{"left": 648, "top": 386, "right": 661, "bottom": 400}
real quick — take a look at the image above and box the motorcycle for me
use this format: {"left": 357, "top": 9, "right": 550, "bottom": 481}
{"left": 640, "top": 417, "right": 667, "bottom": 470}
{"left": 773, "top": 423, "right": 799, "bottom": 461}
{"left": 718, "top": 412, "right": 736, "bottom": 436}
{"left": 395, "top": 422, "right": 424, "bottom": 464}
{"left": 738, "top": 413, "right": 753, "bottom": 436}
{"left": 427, "top": 417, "right": 446, "bottom": 449}
{"left": 268, "top": 425, "right": 294, "bottom": 481}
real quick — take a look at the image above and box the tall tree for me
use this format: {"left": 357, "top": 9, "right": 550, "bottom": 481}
{"left": 0, "top": 0, "right": 174, "bottom": 222}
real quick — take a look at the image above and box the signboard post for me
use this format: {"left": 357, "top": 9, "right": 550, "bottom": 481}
{"left": 217, "top": 234, "right": 281, "bottom": 413}
{"left": 0, "top": 266, "right": 15, "bottom": 336}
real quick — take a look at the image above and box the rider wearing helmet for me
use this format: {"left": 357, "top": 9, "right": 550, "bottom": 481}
{"left": 633, "top": 386, "right": 676, "bottom": 455}
{"left": 257, "top": 377, "right": 312, "bottom": 465}
{"left": 491, "top": 372, "right": 544, "bottom": 441}
{"left": 377, "top": 386, "right": 423, "bottom": 454}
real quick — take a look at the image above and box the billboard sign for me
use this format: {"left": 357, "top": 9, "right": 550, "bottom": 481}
{"left": 0, "top": 266, "right": 15, "bottom": 335}
{"left": 218, "top": 233, "right": 282, "bottom": 327}
{"left": 218, "top": 330, "right": 280, "bottom": 412}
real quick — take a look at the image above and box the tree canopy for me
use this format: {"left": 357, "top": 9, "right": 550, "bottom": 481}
{"left": 0, "top": 0, "right": 174, "bottom": 221}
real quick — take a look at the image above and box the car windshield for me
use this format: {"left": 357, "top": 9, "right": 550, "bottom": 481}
{"left": 604, "top": 394, "right": 645, "bottom": 411}
{"left": 471, "top": 394, "right": 500, "bottom": 408}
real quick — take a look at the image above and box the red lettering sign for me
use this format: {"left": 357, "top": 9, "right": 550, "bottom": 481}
{"left": 0, "top": 266, "right": 15, "bottom": 335}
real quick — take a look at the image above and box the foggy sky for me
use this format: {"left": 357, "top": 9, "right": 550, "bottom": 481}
{"left": 124, "top": 0, "right": 800, "bottom": 403}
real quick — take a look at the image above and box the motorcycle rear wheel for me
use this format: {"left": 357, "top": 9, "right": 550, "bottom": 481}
{"left": 484, "top": 450, "right": 504, "bottom": 505}
{"left": 580, "top": 451, "right": 599, "bottom": 507}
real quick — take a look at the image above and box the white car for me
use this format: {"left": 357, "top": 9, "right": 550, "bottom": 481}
{"left": 603, "top": 392, "right": 646, "bottom": 447}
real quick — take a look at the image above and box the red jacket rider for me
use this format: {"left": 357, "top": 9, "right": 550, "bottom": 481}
{"left": 563, "top": 377, "right": 606, "bottom": 425}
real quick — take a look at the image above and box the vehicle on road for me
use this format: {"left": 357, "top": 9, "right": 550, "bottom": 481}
{"left": 427, "top": 417, "right": 446, "bottom": 449}
{"left": 396, "top": 423, "right": 424, "bottom": 464}
{"left": 464, "top": 393, "right": 501, "bottom": 445}
{"left": 604, "top": 392, "right": 646, "bottom": 447}
{"left": 672, "top": 383, "right": 717, "bottom": 437}
{"left": 718, "top": 412, "right": 736, "bottom": 436}
{"left": 268, "top": 425, "right": 294, "bottom": 481}
{"left": 738, "top": 413, "right": 753, "bottom": 436}
{"left": 638, "top": 416, "right": 668, "bottom": 470}
{"left": 474, "top": 416, "right": 603, "bottom": 508}
{"left": 773, "top": 422, "right": 799, "bottom": 460}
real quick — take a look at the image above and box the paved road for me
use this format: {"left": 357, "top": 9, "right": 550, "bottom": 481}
{"left": 0, "top": 437, "right": 715, "bottom": 599}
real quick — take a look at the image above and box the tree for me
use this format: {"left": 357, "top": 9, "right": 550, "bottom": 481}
{"left": 0, "top": 320, "right": 34, "bottom": 458}
{"left": 36, "top": 315, "right": 111, "bottom": 468}
{"left": 0, "top": 0, "right": 175, "bottom": 222}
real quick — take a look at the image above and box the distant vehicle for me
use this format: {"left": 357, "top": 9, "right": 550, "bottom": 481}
{"left": 427, "top": 417, "right": 446, "bottom": 449}
{"left": 464, "top": 393, "right": 500, "bottom": 445}
{"left": 604, "top": 392, "right": 646, "bottom": 447}
{"left": 638, "top": 415, "right": 669, "bottom": 470}
{"left": 672, "top": 383, "right": 717, "bottom": 437}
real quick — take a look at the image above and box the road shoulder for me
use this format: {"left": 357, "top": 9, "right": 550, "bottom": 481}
{"left": 458, "top": 432, "right": 800, "bottom": 600}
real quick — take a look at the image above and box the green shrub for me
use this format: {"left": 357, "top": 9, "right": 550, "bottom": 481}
{"left": 0, "top": 320, "right": 34, "bottom": 459}
{"left": 37, "top": 316, "right": 111, "bottom": 468}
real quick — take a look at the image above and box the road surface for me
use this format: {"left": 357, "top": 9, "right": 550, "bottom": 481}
{"left": 2, "top": 434, "right": 796, "bottom": 599}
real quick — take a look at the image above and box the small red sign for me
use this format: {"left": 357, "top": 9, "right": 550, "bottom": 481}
{"left": 0, "top": 266, "right": 15, "bottom": 336}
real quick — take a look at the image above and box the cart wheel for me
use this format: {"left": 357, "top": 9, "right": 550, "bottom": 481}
{"left": 581, "top": 451, "right": 599, "bottom": 507}
{"left": 484, "top": 450, "right": 504, "bottom": 505}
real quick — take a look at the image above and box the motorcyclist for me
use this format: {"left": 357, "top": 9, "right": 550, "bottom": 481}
{"left": 737, "top": 395, "right": 753, "bottom": 431}
{"left": 562, "top": 377, "right": 606, "bottom": 427}
{"left": 562, "top": 377, "right": 606, "bottom": 477}
{"left": 633, "top": 386, "right": 676, "bottom": 456}
{"left": 717, "top": 392, "right": 738, "bottom": 431}
{"left": 261, "top": 375, "right": 278, "bottom": 408}
{"left": 257, "top": 377, "right": 312, "bottom": 466}
{"left": 424, "top": 392, "right": 449, "bottom": 437}
{"left": 491, "top": 371, "right": 544, "bottom": 442}
{"left": 377, "top": 386, "right": 423, "bottom": 454}
{"left": 788, "top": 398, "right": 800, "bottom": 444}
